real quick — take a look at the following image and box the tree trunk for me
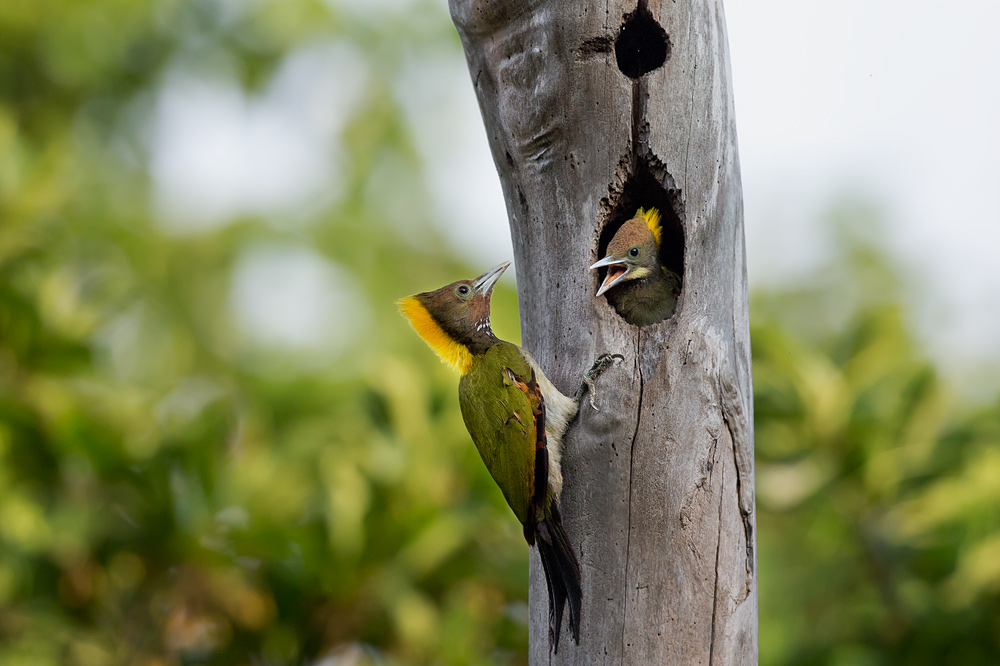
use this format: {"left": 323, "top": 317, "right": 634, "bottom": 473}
{"left": 449, "top": 1, "right": 756, "bottom": 663}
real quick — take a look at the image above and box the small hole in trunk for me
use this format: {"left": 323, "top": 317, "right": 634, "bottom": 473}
{"left": 615, "top": 8, "right": 670, "bottom": 79}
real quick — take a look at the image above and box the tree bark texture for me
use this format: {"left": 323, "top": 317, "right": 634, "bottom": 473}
{"left": 449, "top": 1, "right": 756, "bottom": 663}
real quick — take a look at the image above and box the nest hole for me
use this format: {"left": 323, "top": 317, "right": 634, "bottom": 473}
{"left": 596, "top": 157, "right": 684, "bottom": 326}
{"left": 615, "top": 7, "right": 670, "bottom": 79}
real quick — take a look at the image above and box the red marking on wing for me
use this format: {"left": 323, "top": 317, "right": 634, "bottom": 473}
{"left": 505, "top": 366, "right": 549, "bottom": 525}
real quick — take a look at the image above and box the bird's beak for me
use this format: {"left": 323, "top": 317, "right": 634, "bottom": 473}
{"left": 473, "top": 261, "right": 510, "bottom": 296}
{"left": 590, "top": 256, "right": 631, "bottom": 297}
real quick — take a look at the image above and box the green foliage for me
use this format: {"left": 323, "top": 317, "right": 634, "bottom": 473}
{"left": 2, "top": 2, "right": 999, "bottom": 665}
{"left": 754, "top": 214, "right": 1000, "bottom": 665}
{"left": 2, "top": 2, "right": 525, "bottom": 664}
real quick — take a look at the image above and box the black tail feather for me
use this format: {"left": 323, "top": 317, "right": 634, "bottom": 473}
{"left": 535, "top": 502, "right": 581, "bottom": 652}
{"left": 537, "top": 538, "right": 570, "bottom": 650}
{"left": 536, "top": 530, "right": 562, "bottom": 647}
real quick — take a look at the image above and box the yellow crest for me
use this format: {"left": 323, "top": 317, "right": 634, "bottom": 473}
{"left": 397, "top": 296, "right": 473, "bottom": 374}
{"left": 636, "top": 207, "right": 662, "bottom": 246}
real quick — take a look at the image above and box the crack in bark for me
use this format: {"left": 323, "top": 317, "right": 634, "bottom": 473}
{"left": 708, "top": 440, "right": 735, "bottom": 666}
{"left": 728, "top": 417, "right": 754, "bottom": 596}
{"left": 719, "top": 365, "right": 755, "bottom": 598}
{"left": 619, "top": 331, "right": 643, "bottom": 665}
{"left": 707, "top": 459, "right": 725, "bottom": 666}
{"left": 682, "top": 11, "right": 697, "bottom": 197}
{"left": 630, "top": 80, "right": 642, "bottom": 172}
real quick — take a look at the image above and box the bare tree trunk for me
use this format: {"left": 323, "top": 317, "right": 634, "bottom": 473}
{"left": 449, "top": 1, "right": 755, "bottom": 663}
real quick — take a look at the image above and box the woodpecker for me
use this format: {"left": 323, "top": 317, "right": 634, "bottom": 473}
{"left": 397, "top": 261, "right": 618, "bottom": 651}
{"left": 591, "top": 207, "right": 681, "bottom": 326}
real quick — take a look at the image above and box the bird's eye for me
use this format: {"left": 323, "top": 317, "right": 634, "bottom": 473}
{"left": 629, "top": 247, "right": 639, "bottom": 257}
{"left": 458, "top": 285, "right": 470, "bottom": 296}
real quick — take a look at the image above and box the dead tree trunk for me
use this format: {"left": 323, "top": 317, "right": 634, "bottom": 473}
{"left": 449, "top": 1, "right": 755, "bottom": 663}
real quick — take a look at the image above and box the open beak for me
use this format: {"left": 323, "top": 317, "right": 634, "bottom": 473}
{"left": 473, "top": 261, "right": 510, "bottom": 296}
{"left": 590, "top": 256, "right": 631, "bottom": 297}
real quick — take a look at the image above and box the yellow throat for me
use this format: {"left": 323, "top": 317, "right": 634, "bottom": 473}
{"left": 397, "top": 296, "right": 474, "bottom": 374}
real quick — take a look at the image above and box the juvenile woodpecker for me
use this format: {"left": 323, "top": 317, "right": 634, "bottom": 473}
{"left": 591, "top": 207, "right": 681, "bottom": 326}
{"left": 397, "top": 262, "right": 617, "bottom": 651}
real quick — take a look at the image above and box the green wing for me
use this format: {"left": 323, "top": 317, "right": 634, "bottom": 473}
{"left": 458, "top": 342, "right": 546, "bottom": 525}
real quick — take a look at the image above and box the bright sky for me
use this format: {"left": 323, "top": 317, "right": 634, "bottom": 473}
{"left": 727, "top": 0, "right": 1000, "bottom": 383}
{"left": 147, "top": 0, "right": 1000, "bottom": 385}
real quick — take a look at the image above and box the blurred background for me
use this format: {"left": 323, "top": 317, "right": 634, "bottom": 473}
{"left": 1, "top": 0, "right": 998, "bottom": 664}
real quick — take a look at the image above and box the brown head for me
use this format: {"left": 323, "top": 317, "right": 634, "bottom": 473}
{"left": 591, "top": 208, "right": 662, "bottom": 296}
{"left": 397, "top": 262, "right": 509, "bottom": 373}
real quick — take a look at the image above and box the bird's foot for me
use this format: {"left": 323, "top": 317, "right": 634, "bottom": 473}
{"left": 574, "top": 353, "right": 624, "bottom": 411}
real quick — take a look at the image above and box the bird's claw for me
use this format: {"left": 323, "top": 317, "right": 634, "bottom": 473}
{"left": 595, "top": 353, "right": 625, "bottom": 367}
{"left": 585, "top": 376, "right": 599, "bottom": 411}
{"left": 576, "top": 353, "right": 624, "bottom": 410}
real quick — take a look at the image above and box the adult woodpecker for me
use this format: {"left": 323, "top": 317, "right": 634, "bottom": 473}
{"left": 590, "top": 207, "right": 682, "bottom": 326}
{"left": 397, "top": 261, "right": 618, "bottom": 651}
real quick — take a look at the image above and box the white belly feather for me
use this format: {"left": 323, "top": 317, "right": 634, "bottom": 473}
{"left": 522, "top": 349, "right": 578, "bottom": 499}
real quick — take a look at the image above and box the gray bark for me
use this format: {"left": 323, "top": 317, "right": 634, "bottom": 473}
{"left": 449, "top": 1, "right": 756, "bottom": 663}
